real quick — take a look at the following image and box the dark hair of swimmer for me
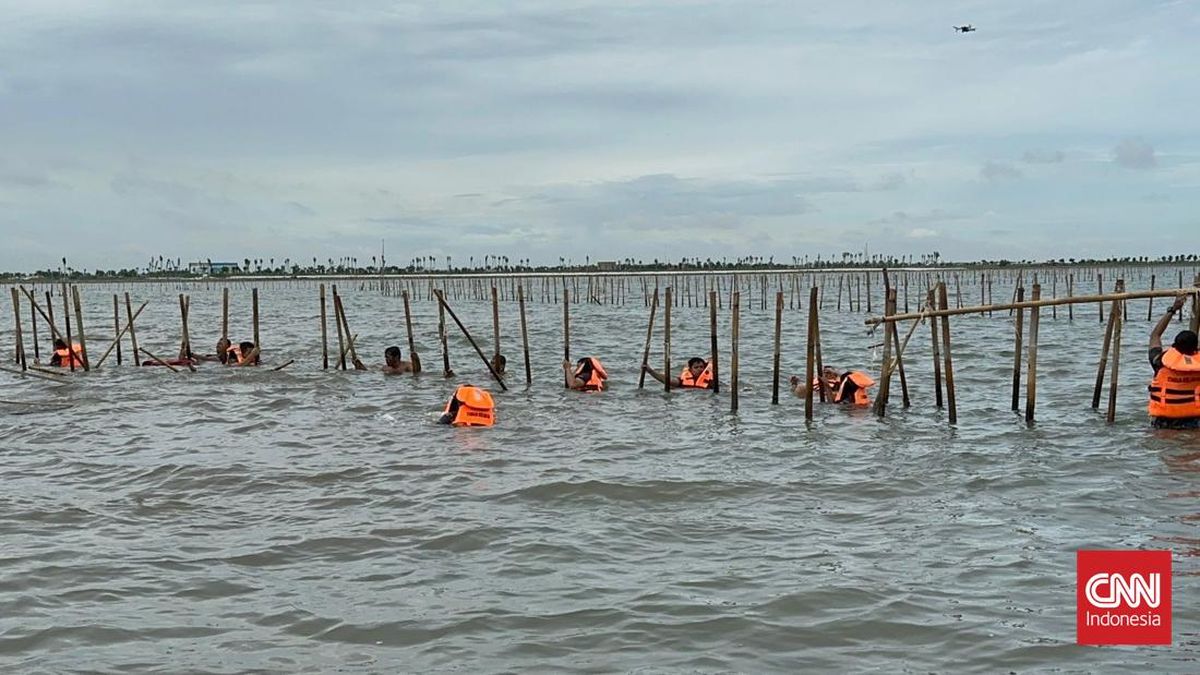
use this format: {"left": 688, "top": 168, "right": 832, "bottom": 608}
{"left": 384, "top": 346, "right": 402, "bottom": 361}
{"left": 687, "top": 357, "right": 706, "bottom": 369}
{"left": 1173, "top": 330, "right": 1198, "bottom": 355}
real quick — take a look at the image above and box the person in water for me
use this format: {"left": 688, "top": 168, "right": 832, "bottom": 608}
{"left": 382, "top": 346, "right": 416, "bottom": 374}
{"left": 564, "top": 357, "right": 608, "bottom": 391}
{"left": 190, "top": 337, "right": 231, "bottom": 363}
{"left": 1148, "top": 294, "right": 1200, "bottom": 428}
{"left": 490, "top": 353, "right": 507, "bottom": 378}
{"left": 790, "top": 366, "right": 875, "bottom": 406}
{"left": 225, "top": 340, "right": 260, "bottom": 366}
{"left": 49, "top": 338, "right": 83, "bottom": 368}
{"left": 438, "top": 384, "right": 495, "bottom": 426}
{"left": 642, "top": 357, "right": 714, "bottom": 389}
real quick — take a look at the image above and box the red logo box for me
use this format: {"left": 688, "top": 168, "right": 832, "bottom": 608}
{"left": 1077, "top": 550, "right": 1171, "bottom": 645}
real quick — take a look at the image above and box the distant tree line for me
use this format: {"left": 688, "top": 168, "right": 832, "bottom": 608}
{"left": 2, "top": 252, "right": 1197, "bottom": 281}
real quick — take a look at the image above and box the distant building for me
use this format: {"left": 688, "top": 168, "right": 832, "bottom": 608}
{"left": 595, "top": 260, "right": 618, "bottom": 271}
{"left": 188, "top": 261, "right": 241, "bottom": 275}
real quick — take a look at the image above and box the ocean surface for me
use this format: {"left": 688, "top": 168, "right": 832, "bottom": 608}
{"left": 1, "top": 273, "right": 1197, "bottom": 673}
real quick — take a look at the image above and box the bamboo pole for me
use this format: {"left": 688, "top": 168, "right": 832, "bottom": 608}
{"left": 140, "top": 347, "right": 181, "bottom": 373}
{"left": 95, "top": 302, "right": 148, "bottom": 368}
{"left": 0, "top": 363, "right": 69, "bottom": 383}
{"left": 10, "top": 288, "right": 25, "bottom": 371}
{"left": 1011, "top": 286, "right": 1024, "bottom": 412}
{"left": 1106, "top": 291, "right": 1124, "bottom": 424}
{"left": 20, "top": 287, "right": 63, "bottom": 342}
{"left": 638, "top": 288, "right": 659, "bottom": 389}
{"left": 874, "top": 288, "right": 895, "bottom": 417}
{"left": 1068, "top": 273, "right": 1074, "bottom": 321}
{"left": 112, "top": 294, "right": 122, "bottom": 365}
{"left": 222, "top": 287, "right": 229, "bottom": 341}
{"left": 865, "top": 287, "right": 1200, "bottom": 325}
{"left": 731, "top": 291, "right": 740, "bottom": 412}
{"left": 771, "top": 290, "right": 782, "bottom": 404}
{"left": 492, "top": 285, "right": 502, "bottom": 367}
{"left": 403, "top": 289, "right": 420, "bottom": 374}
{"left": 710, "top": 290, "right": 721, "bottom": 394}
{"left": 888, "top": 288, "right": 910, "bottom": 409}
{"left": 805, "top": 286, "right": 817, "bottom": 420}
{"left": 664, "top": 287, "right": 672, "bottom": 393}
{"left": 563, "top": 288, "right": 570, "bottom": 388}
{"left": 1092, "top": 292, "right": 1119, "bottom": 409}
{"left": 272, "top": 359, "right": 295, "bottom": 372}
{"left": 434, "top": 290, "right": 508, "bottom": 391}
{"left": 319, "top": 284, "right": 329, "bottom": 370}
{"left": 1147, "top": 274, "right": 1156, "bottom": 321}
{"left": 813, "top": 287, "right": 826, "bottom": 403}
{"left": 437, "top": 288, "right": 451, "bottom": 377}
{"left": 334, "top": 292, "right": 365, "bottom": 370}
{"left": 252, "top": 287, "right": 260, "bottom": 350}
{"left": 71, "top": 286, "right": 90, "bottom": 371}
{"left": 1025, "top": 284, "right": 1041, "bottom": 424}
{"left": 45, "top": 290, "right": 57, "bottom": 341}
{"left": 178, "top": 293, "right": 191, "bottom": 359}
{"left": 30, "top": 294, "right": 39, "bottom": 363}
{"left": 62, "top": 284, "right": 75, "bottom": 372}
{"left": 518, "top": 284, "right": 531, "bottom": 385}
{"left": 331, "top": 286, "right": 347, "bottom": 370}
{"left": 937, "top": 282, "right": 957, "bottom": 424}
{"left": 124, "top": 292, "right": 140, "bottom": 365}
{"left": 928, "top": 289, "right": 943, "bottom": 408}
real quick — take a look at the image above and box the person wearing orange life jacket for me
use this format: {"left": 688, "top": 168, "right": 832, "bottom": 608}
{"left": 49, "top": 338, "right": 84, "bottom": 368}
{"left": 564, "top": 357, "right": 608, "bottom": 391}
{"left": 642, "top": 357, "right": 715, "bottom": 390}
{"left": 1148, "top": 294, "right": 1200, "bottom": 428}
{"left": 790, "top": 366, "right": 875, "bottom": 406}
{"left": 438, "top": 384, "right": 496, "bottom": 427}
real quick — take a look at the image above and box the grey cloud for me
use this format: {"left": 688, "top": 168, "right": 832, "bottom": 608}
{"left": 980, "top": 161, "right": 1023, "bottom": 181}
{"left": 1022, "top": 149, "right": 1065, "bottom": 164}
{"left": 529, "top": 173, "right": 815, "bottom": 223}
{"left": 1113, "top": 138, "right": 1156, "bottom": 169}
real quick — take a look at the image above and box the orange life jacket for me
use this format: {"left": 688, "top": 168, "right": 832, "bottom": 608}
{"left": 444, "top": 385, "right": 495, "bottom": 427}
{"left": 574, "top": 357, "right": 608, "bottom": 391}
{"left": 679, "top": 362, "right": 713, "bottom": 389}
{"left": 834, "top": 371, "right": 875, "bottom": 406}
{"left": 1148, "top": 348, "right": 1200, "bottom": 419}
{"left": 53, "top": 344, "right": 84, "bottom": 368}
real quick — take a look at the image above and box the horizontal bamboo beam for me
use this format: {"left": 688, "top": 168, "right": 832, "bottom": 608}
{"left": 865, "top": 288, "right": 1199, "bottom": 325}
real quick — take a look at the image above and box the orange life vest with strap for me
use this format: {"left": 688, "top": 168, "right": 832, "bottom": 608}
{"left": 1148, "top": 348, "right": 1200, "bottom": 419}
{"left": 53, "top": 344, "right": 84, "bottom": 368}
{"left": 834, "top": 371, "right": 875, "bottom": 406}
{"left": 574, "top": 357, "right": 608, "bottom": 391}
{"left": 679, "top": 362, "right": 713, "bottom": 389}
{"left": 444, "top": 385, "right": 496, "bottom": 427}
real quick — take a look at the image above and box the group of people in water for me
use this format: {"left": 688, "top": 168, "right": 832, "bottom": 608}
{"left": 377, "top": 342, "right": 878, "bottom": 427}
{"left": 45, "top": 293, "right": 1200, "bottom": 428}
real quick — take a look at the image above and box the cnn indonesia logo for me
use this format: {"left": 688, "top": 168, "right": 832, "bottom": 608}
{"left": 1076, "top": 550, "right": 1171, "bottom": 645}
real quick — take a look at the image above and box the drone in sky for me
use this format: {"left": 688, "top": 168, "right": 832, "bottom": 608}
{"left": 954, "top": 25, "right": 976, "bottom": 33}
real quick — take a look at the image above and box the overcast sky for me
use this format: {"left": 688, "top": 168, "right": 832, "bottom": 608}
{"left": 1, "top": 0, "right": 1196, "bottom": 271}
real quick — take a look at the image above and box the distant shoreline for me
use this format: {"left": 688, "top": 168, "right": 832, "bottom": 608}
{"left": 1, "top": 259, "right": 1195, "bottom": 284}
